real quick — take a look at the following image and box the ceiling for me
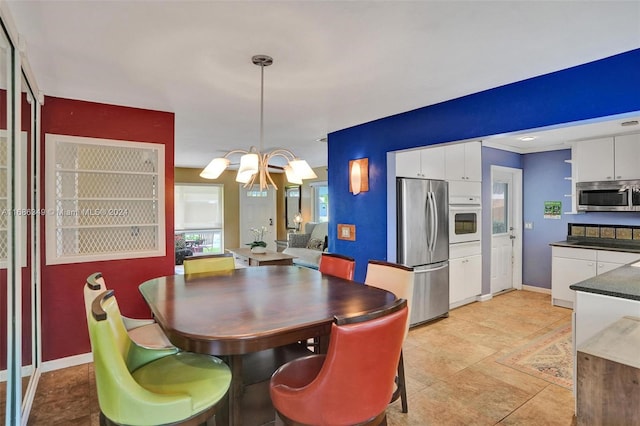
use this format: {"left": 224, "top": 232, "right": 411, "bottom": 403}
{"left": 7, "top": 1, "right": 640, "bottom": 168}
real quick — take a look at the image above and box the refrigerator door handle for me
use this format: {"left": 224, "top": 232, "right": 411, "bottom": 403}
{"left": 415, "top": 263, "right": 449, "bottom": 273}
{"left": 432, "top": 189, "right": 439, "bottom": 252}
{"left": 425, "top": 192, "right": 432, "bottom": 252}
{"left": 428, "top": 191, "right": 437, "bottom": 252}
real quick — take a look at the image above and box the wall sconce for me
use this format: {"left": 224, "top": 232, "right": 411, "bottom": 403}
{"left": 349, "top": 158, "right": 369, "bottom": 195}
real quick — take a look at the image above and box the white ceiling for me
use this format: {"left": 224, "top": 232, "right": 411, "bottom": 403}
{"left": 7, "top": 1, "right": 640, "bottom": 168}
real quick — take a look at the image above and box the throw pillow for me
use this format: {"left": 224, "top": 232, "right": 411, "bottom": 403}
{"left": 307, "top": 238, "right": 324, "bottom": 251}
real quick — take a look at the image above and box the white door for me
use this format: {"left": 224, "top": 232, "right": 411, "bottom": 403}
{"left": 490, "top": 167, "right": 522, "bottom": 294}
{"left": 239, "top": 186, "right": 277, "bottom": 251}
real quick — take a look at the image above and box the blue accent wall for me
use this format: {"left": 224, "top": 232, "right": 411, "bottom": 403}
{"left": 522, "top": 149, "right": 640, "bottom": 289}
{"left": 328, "top": 48, "right": 640, "bottom": 283}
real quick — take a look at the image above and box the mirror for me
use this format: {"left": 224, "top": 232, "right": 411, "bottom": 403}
{"left": 0, "top": 22, "right": 11, "bottom": 424}
{"left": 21, "top": 69, "right": 40, "bottom": 415}
{"left": 0, "top": 18, "right": 41, "bottom": 422}
{"left": 285, "top": 185, "right": 301, "bottom": 230}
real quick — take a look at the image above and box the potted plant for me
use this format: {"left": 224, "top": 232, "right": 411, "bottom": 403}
{"left": 247, "top": 226, "right": 268, "bottom": 253}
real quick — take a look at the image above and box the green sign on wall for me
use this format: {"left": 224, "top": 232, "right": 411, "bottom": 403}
{"left": 544, "top": 201, "right": 562, "bottom": 219}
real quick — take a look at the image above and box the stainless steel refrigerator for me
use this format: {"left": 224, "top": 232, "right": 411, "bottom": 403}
{"left": 397, "top": 178, "right": 449, "bottom": 326}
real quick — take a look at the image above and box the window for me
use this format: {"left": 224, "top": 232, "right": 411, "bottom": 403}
{"left": 311, "top": 182, "right": 329, "bottom": 223}
{"left": 45, "top": 134, "right": 165, "bottom": 264}
{"left": 492, "top": 181, "right": 508, "bottom": 234}
{"left": 174, "top": 184, "right": 224, "bottom": 255}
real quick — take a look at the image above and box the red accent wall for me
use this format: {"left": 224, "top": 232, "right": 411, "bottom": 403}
{"left": 40, "top": 96, "right": 175, "bottom": 361}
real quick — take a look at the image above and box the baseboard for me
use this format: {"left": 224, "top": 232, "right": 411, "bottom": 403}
{"left": 478, "top": 293, "right": 493, "bottom": 302}
{"left": 449, "top": 295, "right": 479, "bottom": 310}
{"left": 41, "top": 352, "right": 93, "bottom": 373}
{"left": 522, "top": 284, "right": 551, "bottom": 295}
{"left": 0, "top": 364, "right": 34, "bottom": 383}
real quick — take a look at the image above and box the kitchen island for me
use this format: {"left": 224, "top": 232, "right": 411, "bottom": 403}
{"left": 568, "top": 261, "right": 640, "bottom": 415}
{"left": 570, "top": 262, "right": 640, "bottom": 350}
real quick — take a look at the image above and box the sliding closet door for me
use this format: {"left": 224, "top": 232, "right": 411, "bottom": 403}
{"left": 1, "top": 21, "right": 17, "bottom": 425}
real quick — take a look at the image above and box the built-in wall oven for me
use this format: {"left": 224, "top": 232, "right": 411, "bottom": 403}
{"left": 449, "top": 201, "right": 482, "bottom": 244}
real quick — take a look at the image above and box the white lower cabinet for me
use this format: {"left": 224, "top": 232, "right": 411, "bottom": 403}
{"left": 551, "top": 246, "right": 640, "bottom": 308}
{"left": 449, "top": 242, "right": 482, "bottom": 308}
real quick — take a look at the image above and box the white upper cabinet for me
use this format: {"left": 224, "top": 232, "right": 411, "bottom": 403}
{"left": 445, "top": 141, "right": 481, "bottom": 182}
{"left": 395, "top": 149, "right": 421, "bottom": 178}
{"left": 396, "top": 146, "right": 445, "bottom": 179}
{"left": 576, "top": 134, "right": 640, "bottom": 182}
{"left": 613, "top": 133, "right": 640, "bottom": 180}
{"left": 420, "top": 146, "right": 445, "bottom": 179}
{"left": 576, "top": 137, "right": 615, "bottom": 182}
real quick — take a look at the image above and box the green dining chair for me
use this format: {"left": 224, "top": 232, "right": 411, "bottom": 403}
{"left": 87, "top": 289, "right": 232, "bottom": 426}
{"left": 183, "top": 253, "right": 236, "bottom": 274}
{"left": 84, "top": 272, "right": 174, "bottom": 349}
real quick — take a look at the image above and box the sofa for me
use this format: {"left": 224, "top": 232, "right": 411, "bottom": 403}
{"left": 283, "top": 222, "right": 328, "bottom": 269}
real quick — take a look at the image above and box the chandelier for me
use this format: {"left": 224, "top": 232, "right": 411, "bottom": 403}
{"left": 200, "top": 54, "right": 317, "bottom": 190}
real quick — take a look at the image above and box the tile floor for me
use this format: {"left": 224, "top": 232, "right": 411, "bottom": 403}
{"left": 14, "top": 289, "right": 577, "bottom": 425}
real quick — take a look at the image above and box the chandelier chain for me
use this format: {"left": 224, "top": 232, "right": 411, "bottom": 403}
{"left": 259, "top": 60, "right": 264, "bottom": 153}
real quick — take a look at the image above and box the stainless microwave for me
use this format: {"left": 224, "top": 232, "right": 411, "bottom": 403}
{"left": 576, "top": 180, "right": 640, "bottom": 212}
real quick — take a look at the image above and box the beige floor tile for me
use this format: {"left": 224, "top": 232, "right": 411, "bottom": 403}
{"left": 499, "top": 384, "right": 576, "bottom": 425}
{"left": 24, "top": 289, "right": 578, "bottom": 426}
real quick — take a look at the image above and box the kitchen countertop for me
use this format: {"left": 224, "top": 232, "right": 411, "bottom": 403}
{"left": 578, "top": 316, "right": 640, "bottom": 368}
{"left": 550, "top": 239, "right": 640, "bottom": 253}
{"left": 570, "top": 263, "right": 640, "bottom": 301}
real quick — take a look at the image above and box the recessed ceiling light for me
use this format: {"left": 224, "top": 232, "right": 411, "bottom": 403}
{"left": 518, "top": 136, "right": 537, "bottom": 142}
{"left": 621, "top": 120, "right": 639, "bottom": 127}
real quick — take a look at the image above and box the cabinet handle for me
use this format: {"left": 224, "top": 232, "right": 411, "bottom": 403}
{"left": 606, "top": 176, "right": 612, "bottom": 180}
{"left": 616, "top": 176, "right": 621, "bottom": 179}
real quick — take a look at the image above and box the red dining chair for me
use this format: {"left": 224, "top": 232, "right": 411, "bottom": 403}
{"left": 319, "top": 252, "right": 356, "bottom": 281}
{"left": 270, "top": 299, "right": 408, "bottom": 426}
{"left": 365, "top": 260, "right": 414, "bottom": 413}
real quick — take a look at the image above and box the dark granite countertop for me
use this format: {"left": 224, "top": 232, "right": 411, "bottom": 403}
{"left": 550, "top": 239, "right": 640, "bottom": 254}
{"left": 570, "top": 263, "right": 640, "bottom": 301}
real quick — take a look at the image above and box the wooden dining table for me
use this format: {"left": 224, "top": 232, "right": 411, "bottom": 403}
{"left": 138, "top": 265, "right": 397, "bottom": 426}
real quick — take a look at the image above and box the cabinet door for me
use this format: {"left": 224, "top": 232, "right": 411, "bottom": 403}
{"left": 464, "top": 142, "right": 482, "bottom": 181}
{"left": 465, "top": 254, "right": 482, "bottom": 298}
{"left": 396, "top": 150, "right": 422, "bottom": 178}
{"left": 597, "top": 250, "right": 640, "bottom": 265}
{"left": 449, "top": 257, "right": 465, "bottom": 305}
{"left": 449, "top": 254, "right": 482, "bottom": 305}
{"left": 614, "top": 134, "right": 640, "bottom": 180}
{"left": 552, "top": 257, "right": 596, "bottom": 306}
{"left": 596, "top": 262, "right": 622, "bottom": 275}
{"left": 420, "top": 146, "right": 445, "bottom": 180}
{"left": 575, "top": 137, "right": 614, "bottom": 182}
{"left": 445, "top": 144, "right": 466, "bottom": 181}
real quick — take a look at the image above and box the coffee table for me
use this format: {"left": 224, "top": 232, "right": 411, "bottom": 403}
{"left": 228, "top": 247, "right": 295, "bottom": 266}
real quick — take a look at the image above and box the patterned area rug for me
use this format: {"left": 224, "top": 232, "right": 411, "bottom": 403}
{"left": 497, "top": 322, "right": 573, "bottom": 390}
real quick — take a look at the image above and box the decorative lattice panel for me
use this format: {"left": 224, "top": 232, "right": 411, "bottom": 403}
{"left": 56, "top": 226, "right": 158, "bottom": 256}
{"left": 46, "top": 134, "right": 165, "bottom": 264}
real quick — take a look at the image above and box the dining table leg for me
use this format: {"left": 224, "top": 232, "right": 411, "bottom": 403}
{"left": 317, "top": 334, "right": 330, "bottom": 354}
{"left": 228, "top": 354, "right": 243, "bottom": 426}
